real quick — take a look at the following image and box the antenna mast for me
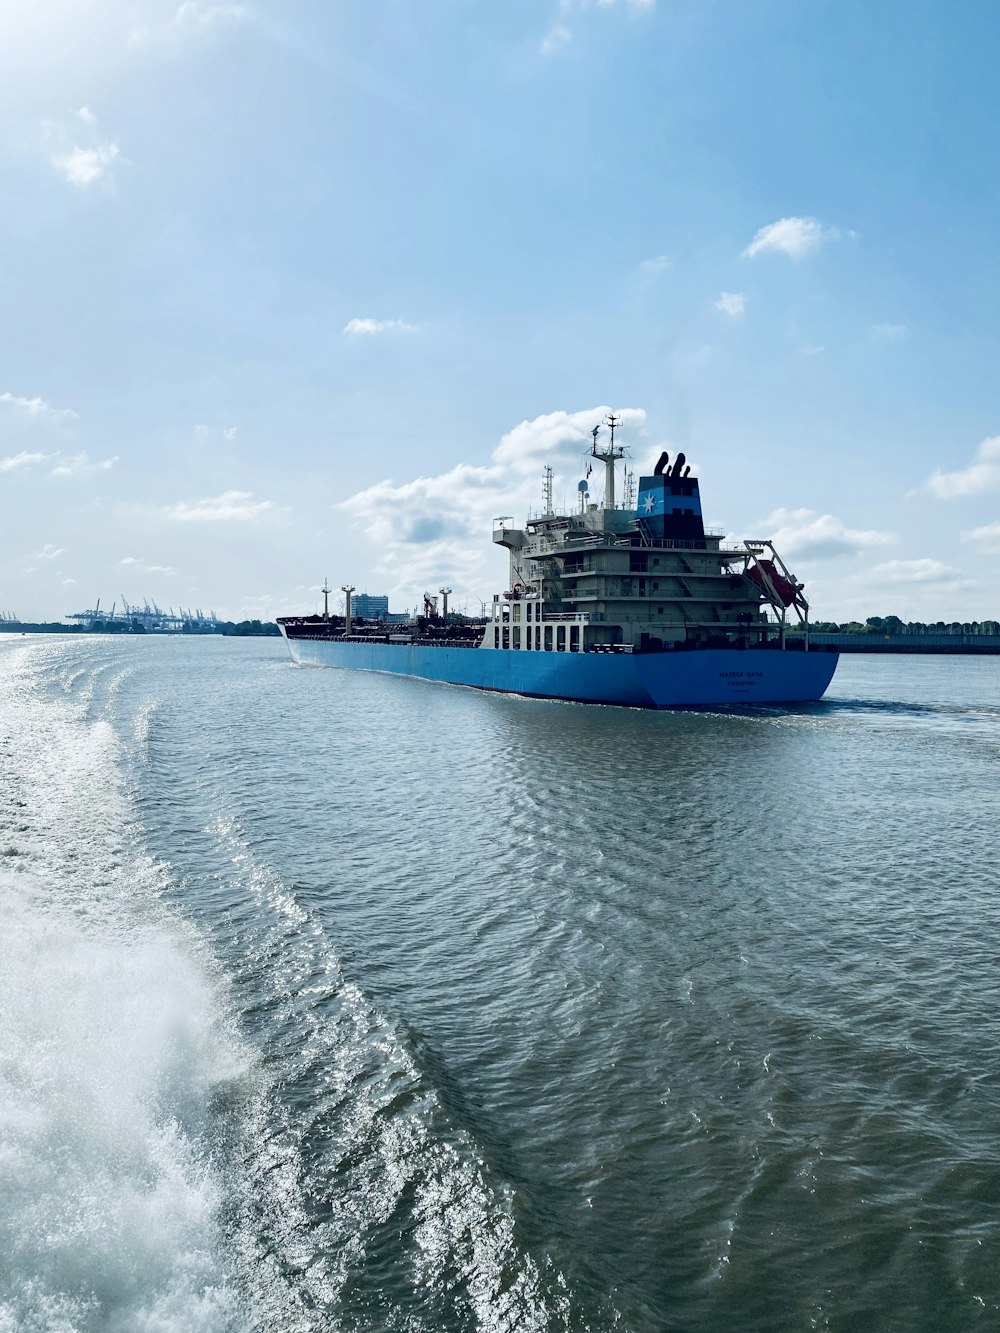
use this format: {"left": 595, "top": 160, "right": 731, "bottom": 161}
{"left": 543, "top": 465, "right": 554, "bottom": 516}
{"left": 591, "top": 413, "right": 625, "bottom": 511}
{"left": 321, "top": 576, "right": 331, "bottom": 620}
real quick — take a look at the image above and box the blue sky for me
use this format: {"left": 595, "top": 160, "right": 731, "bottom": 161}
{"left": 2, "top": 0, "right": 999, "bottom": 622}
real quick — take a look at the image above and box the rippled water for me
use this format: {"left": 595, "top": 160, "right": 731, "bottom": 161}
{"left": 2, "top": 636, "right": 1000, "bottom": 1332}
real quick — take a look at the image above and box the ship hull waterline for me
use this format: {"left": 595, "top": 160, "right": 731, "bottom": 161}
{"left": 280, "top": 633, "right": 839, "bottom": 708}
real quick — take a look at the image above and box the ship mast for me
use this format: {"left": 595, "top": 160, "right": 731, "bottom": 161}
{"left": 341, "top": 584, "right": 355, "bottom": 634}
{"left": 591, "top": 415, "right": 625, "bottom": 511}
{"left": 321, "top": 576, "right": 331, "bottom": 621}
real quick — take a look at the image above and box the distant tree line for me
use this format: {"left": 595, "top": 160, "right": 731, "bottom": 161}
{"left": 807, "top": 616, "right": 1000, "bottom": 636}
{"left": 221, "top": 619, "right": 282, "bottom": 637}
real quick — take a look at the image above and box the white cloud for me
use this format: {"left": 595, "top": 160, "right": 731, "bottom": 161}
{"left": 540, "top": 22, "right": 571, "bottom": 55}
{"left": 715, "top": 291, "right": 746, "bottom": 319}
{"left": 493, "top": 406, "right": 645, "bottom": 472}
{"left": 42, "top": 105, "right": 122, "bottom": 188}
{"left": 0, "top": 451, "right": 48, "bottom": 472}
{"left": 195, "top": 423, "right": 238, "bottom": 441}
{"left": 923, "top": 437, "right": 1000, "bottom": 499}
{"left": 869, "top": 559, "right": 960, "bottom": 584}
{"left": 120, "top": 555, "right": 178, "bottom": 575}
{"left": 0, "top": 391, "right": 77, "bottom": 422}
{"left": 639, "top": 255, "right": 671, "bottom": 275}
{"left": 743, "top": 216, "right": 838, "bottom": 261}
{"left": 37, "top": 544, "right": 65, "bottom": 560}
{"left": 343, "top": 317, "right": 420, "bottom": 337}
{"left": 962, "top": 522, "right": 1000, "bottom": 554}
{"left": 873, "top": 323, "right": 907, "bottom": 340}
{"left": 166, "top": 489, "right": 273, "bottom": 522}
{"left": 63, "top": 578, "right": 77, "bottom": 586}
{"left": 53, "top": 143, "right": 120, "bottom": 187}
{"left": 130, "top": 2, "right": 247, "bottom": 49}
{"left": 172, "top": 1, "right": 246, "bottom": 30}
{"left": 540, "top": 0, "right": 653, "bottom": 56}
{"left": 0, "top": 453, "right": 113, "bottom": 479}
{"left": 44, "top": 108, "right": 121, "bottom": 188}
{"left": 0, "top": 446, "right": 113, "bottom": 478}
{"left": 341, "top": 405, "right": 645, "bottom": 607}
{"left": 49, "top": 452, "right": 117, "bottom": 477}
{"left": 760, "top": 507, "right": 897, "bottom": 560}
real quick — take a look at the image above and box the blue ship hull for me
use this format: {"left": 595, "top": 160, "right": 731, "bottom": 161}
{"left": 281, "top": 634, "right": 839, "bottom": 707}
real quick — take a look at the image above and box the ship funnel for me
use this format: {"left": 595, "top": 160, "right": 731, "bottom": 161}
{"left": 636, "top": 456, "right": 704, "bottom": 543}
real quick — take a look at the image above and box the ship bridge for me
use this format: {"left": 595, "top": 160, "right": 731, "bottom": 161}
{"left": 491, "top": 423, "right": 812, "bottom": 653}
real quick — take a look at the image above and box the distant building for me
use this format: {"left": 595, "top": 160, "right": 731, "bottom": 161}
{"left": 353, "top": 593, "right": 389, "bottom": 619}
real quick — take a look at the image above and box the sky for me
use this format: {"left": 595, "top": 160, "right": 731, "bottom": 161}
{"left": 2, "top": 0, "right": 999, "bottom": 624}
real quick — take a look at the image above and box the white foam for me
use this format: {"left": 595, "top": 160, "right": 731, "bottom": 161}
{"left": 0, "top": 877, "right": 248, "bottom": 1332}
{"left": 0, "top": 641, "right": 252, "bottom": 1331}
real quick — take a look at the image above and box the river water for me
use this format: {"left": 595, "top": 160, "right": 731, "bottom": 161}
{"left": 2, "top": 636, "right": 999, "bottom": 1332}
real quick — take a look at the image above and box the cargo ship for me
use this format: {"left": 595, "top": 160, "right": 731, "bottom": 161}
{"left": 278, "top": 417, "right": 839, "bottom": 707}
